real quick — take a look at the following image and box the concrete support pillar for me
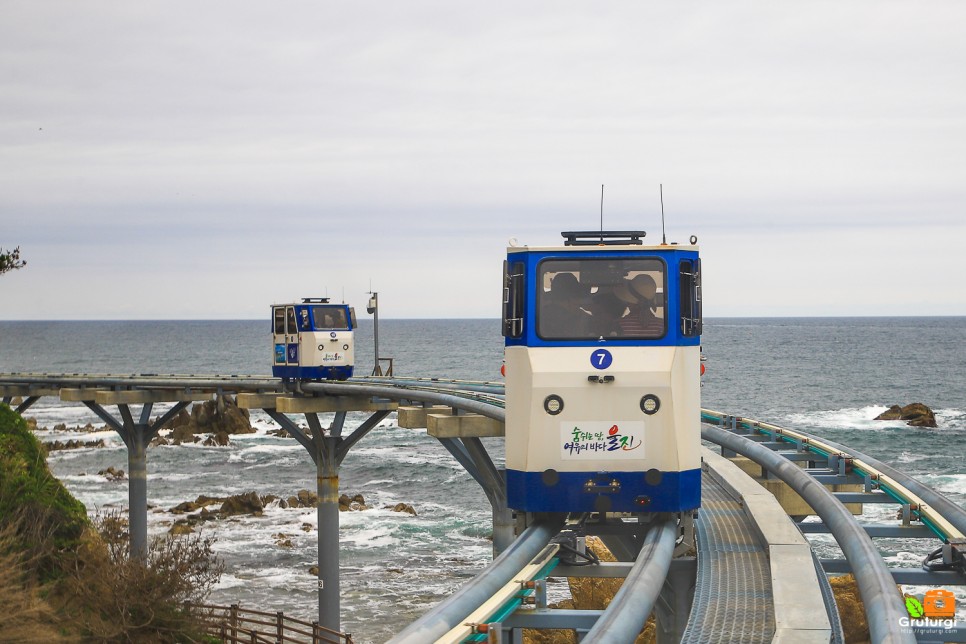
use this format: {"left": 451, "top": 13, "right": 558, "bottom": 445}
{"left": 79, "top": 397, "right": 190, "bottom": 561}
{"left": 263, "top": 405, "right": 393, "bottom": 635}
{"left": 126, "top": 423, "right": 150, "bottom": 560}
{"left": 316, "top": 436, "right": 341, "bottom": 632}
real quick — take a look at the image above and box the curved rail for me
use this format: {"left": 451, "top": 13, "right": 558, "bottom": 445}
{"left": 581, "top": 515, "right": 678, "bottom": 643}
{"left": 386, "top": 517, "right": 564, "bottom": 644}
{"left": 703, "top": 410, "right": 966, "bottom": 541}
{"left": 703, "top": 424, "right": 915, "bottom": 644}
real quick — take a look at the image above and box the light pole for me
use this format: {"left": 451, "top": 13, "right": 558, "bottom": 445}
{"left": 367, "top": 292, "right": 380, "bottom": 375}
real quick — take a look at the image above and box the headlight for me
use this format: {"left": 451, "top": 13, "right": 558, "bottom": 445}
{"left": 640, "top": 394, "right": 660, "bottom": 415}
{"left": 544, "top": 395, "right": 564, "bottom": 415}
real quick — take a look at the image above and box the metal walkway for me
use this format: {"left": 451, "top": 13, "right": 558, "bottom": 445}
{"left": 683, "top": 471, "right": 774, "bottom": 643}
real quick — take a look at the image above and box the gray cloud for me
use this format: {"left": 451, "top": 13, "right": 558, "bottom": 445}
{"left": 2, "top": 1, "right": 965, "bottom": 318}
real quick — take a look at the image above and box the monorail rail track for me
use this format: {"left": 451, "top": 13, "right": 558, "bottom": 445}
{"left": 3, "top": 372, "right": 965, "bottom": 643}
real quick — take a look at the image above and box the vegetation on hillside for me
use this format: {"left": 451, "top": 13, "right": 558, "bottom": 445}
{"left": 0, "top": 403, "right": 223, "bottom": 641}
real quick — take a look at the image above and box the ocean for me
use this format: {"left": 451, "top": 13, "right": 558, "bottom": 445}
{"left": 2, "top": 317, "right": 965, "bottom": 642}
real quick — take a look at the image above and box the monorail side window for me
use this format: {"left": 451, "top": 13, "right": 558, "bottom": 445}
{"left": 273, "top": 307, "right": 286, "bottom": 335}
{"left": 537, "top": 258, "right": 666, "bottom": 340}
{"left": 503, "top": 261, "right": 525, "bottom": 338}
{"left": 679, "top": 259, "right": 702, "bottom": 337}
{"left": 285, "top": 307, "right": 298, "bottom": 335}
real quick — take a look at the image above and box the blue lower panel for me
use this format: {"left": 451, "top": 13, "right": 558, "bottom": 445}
{"left": 507, "top": 468, "right": 701, "bottom": 513}
{"left": 272, "top": 365, "right": 353, "bottom": 380}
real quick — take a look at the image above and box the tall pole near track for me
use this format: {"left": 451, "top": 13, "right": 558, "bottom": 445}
{"left": 368, "top": 292, "right": 381, "bottom": 376}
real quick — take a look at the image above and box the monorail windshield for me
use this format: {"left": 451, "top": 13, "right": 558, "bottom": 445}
{"left": 537, "top": 258, "right": 666, "bottom": 340}
{"left": 312, "top": 306, "right": 348, "bottom": 330}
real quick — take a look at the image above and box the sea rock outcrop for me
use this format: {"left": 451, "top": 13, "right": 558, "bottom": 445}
{"left": 874, "top": 403, "right": 938, "bottom": 428}
{"left": 161, "top": 394, "right": 254, "bottom": 444}
{"left": 219, "top": 491, "right": 264, "bottom": 517}
{"left": 387, "top": 502, "right": 418, "bottom": 516}
{"left": 45, "top": 438, "right": 106, "bottom": 451}
{"left": 98, "top": 467, "right": 126, "bottom": 481}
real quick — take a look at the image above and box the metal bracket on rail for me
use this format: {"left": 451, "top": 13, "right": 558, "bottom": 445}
{"left": 828, "top": 453, "right": 854, "bottom": 476}
{"left": 898, "top": 503, "right": 923, "bottom": 525}
{"left": 466, "top": 622, "right": 502, "bottom": 643}
{"left": 865, "top": 472, "right": 880, "bottom": 493}
{"left": 519, "top": 579, "right": 548, "bottom": 608}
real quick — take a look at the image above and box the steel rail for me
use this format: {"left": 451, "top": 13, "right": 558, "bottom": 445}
{"left": 301, "top": 382, "right": 506, "bottom": 422}
{"left": 356, "top": 375, "right": 506, "bottom": 395}
{"left": 702, "top": 424, "right": 915, "bottom": 644}
{"left": 0, "top": 372, "right": 281, "bottom": 390}
{"left": 581, "top": 516, "right": 678, "bottom": 643}
{"left": 0, "top": 373, "right": 506, "bottom": 415}
{"left": 703, "top": 409, "right": 966, "bottom": 541}
{"left": 386, "top": 517, "right": 565, "bottom": 644}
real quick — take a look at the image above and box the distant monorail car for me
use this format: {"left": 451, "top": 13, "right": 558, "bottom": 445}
{"left": 502, "top": 231, "right": 703, "bottom": 514}
{"left": 271, "top": 299, "right": 356, "bottom": 380}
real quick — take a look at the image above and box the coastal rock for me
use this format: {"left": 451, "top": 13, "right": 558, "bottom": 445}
{"left": 161, "top": 394, "right": 254, "bottom": 443}
{"left": 291, "top": 489, "right": 318, "bottom": 508}
{"left": 170, "top": 494, "right": 225, "bottom": 514}
{"left": 874, "top": 403, "right": 937, "bottom": 428}
{"left": 169, "top": 422, "right": 200, "bottom": 444}
{"left": 387, "top": 502, "right": 418, "bottom": 516}
{"left": 45, "top": 438, "right": 106, "bottom": 451}
{"left": 202, "top": 431, "right": 231, "bottom": 447}
{"left": 169, "top": 522, "right": 194, "bottom": 536}
{"left": 339, "top": 493, "right": 367, "bottom": 512}
{"left": 219, "top": 491, "right": 264, "bottom": 517}
{"left": 98, "top": 467, "right": 126, "bottom": 481}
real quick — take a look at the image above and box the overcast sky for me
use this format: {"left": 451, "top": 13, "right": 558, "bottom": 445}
{"left": 1, "top": 1, "right": 964, "bottom": 320}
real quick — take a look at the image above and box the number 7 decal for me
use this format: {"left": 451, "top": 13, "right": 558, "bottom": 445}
{"left": 590, "top": 349, "right": 613, "bottom": 370}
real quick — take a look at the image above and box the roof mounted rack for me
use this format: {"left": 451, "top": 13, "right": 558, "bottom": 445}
{"left": 301, "top": 297, "right": 331, "bottom": 303}
{"left": 561, "top": 231, "right": 647, "bottom": 246}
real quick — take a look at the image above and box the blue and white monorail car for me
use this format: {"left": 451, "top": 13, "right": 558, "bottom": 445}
{"left": 272, "top": 298, "right": 356, "bottom": 380}
{"left": 502, "top": 231, "right": 702, "bottom": 514}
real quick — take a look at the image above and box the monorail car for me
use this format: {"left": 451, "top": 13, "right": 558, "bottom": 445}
{"left": 502, "top": 231, "right": 702, "bottom": 514}
{"left": 272, "top": 298, "right": 356, "bottom": 380}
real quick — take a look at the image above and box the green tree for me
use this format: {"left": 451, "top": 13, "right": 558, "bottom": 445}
{"left": 0, "top": 246, "right": 26, "bottom": 275}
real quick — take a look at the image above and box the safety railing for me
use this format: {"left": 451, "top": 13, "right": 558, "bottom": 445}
{"left": 185, "top": 603, "right": 353, "bottom": 644}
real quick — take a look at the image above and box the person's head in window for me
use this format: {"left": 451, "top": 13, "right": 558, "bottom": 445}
{"left": 628, "top": 274, "right": 657, "bottom": 303}
{"left": 550, "top": 273, "right": 583, "bottom": 303}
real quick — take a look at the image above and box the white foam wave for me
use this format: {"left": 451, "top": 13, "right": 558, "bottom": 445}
{"left": 782, "top": 406, "right": 902, "bottom": 431}
{"left": 781, "top": 405, "right": 966, "bottom": 432}
{"left": 917, "top": 473, "right": 966, "bottom": 497}
{"left": 340, "top": 523, "right": 398, "bottom": 549}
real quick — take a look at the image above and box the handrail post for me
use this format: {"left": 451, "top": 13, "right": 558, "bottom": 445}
{"left": 276, "top": 610, "right": 284, "bottom": 643}
{"left": 231, "top": 603, "right": 239, "bottom": 642}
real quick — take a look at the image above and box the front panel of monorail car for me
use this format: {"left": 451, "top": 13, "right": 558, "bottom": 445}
{"left": 502, "top": 232, "right": 703, "bottom": 514}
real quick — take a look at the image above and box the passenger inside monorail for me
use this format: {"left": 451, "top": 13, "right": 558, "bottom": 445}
{"left": 538, "top": 259, "right": 665, "bottom": 340}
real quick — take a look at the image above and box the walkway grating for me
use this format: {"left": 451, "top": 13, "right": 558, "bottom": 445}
{"left": 680, "top": 472, "right": 775, "bottom": 643}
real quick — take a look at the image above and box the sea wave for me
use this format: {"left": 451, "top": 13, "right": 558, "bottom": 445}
{"left": 781, "top": 406, "right": 966, "bottom": 432}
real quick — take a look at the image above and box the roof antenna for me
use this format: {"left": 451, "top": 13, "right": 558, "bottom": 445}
{"left": 600, "top": 184, "right": 605, "bottom": 242}
{"left": 660, "top": 183, "right": 667, "bottom": 245}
